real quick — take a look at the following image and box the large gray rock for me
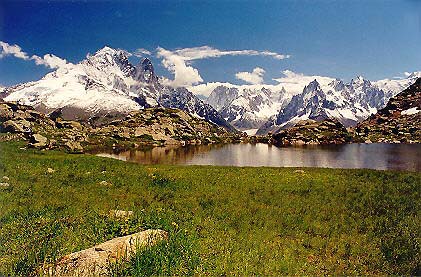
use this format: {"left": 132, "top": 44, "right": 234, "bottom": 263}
{"left": 30, "top": 133, "right": 48, "bottom": 148}
{"left": 49, "top": 229, "right": 168, "bottom": 276}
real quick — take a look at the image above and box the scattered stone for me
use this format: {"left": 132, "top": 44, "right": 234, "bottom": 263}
{"left": 0, "top": 100, "right": 240, "bottom": 151}
{"left": 49, "top": 229, "right": 168, "bottom": 276}
{"left": 364, "top": 139, "right": 372, "bottom": 144}
{"left": 0, "top": 104, "right": 14, "bottom": 121}
{"left": 2, "top": 176, "right": 9, "bottom": 181}
{"left": 271, "top": 118, "right": 351, "bottom": 146}
{"left": 99, "top": 180, "right": 111, "bottom": 186}
{"left": 294, "top": 169, "right": 305, "bottom": 173}
{"left": 109, "top": 209, "right": 134, "bottom": 219}
{"left": 64, "top": 141, "right": 83, "bottom": 153}
{"left": 293, "top": 139, "right": 306, "bottom": 146}
{"left": 164, "top": 138, "right": 182, "bottom": 145}
{"left": 47, "top": 168, "right": 55, "bottom": 174}
{"left": 0, "top": 182, "right": 10, "bottom": 187}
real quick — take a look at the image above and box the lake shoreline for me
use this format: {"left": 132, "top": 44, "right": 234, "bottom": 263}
{"left": 90, "top": 142, "right": 421, "bottom": 172}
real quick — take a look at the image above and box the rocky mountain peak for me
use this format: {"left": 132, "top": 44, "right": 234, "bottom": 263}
{"left": 139, "top": 58, "right": 154, "bottom": 71}
{"left": 350, "top": 75, "right": 371, "bottom": 88}
{"left": 329, "top": 79, "right": 345, "bottom": 91}
{"left": 406, "top": 72, "right": 421, "bottom": 79}
{"left": 304, "top": 79, "right": 321, "bottom": 92}
{"left": 135, "top": 58, "right": 157, "bottom": 84}
{"left": 84, "top": 46, "right": 135, "bottom": 77}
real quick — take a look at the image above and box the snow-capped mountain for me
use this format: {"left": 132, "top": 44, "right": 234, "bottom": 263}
{"left": 3, "top": 46, "right": 233, "bottom": 130}
{"left": 374, "top": 72, "right": 421, "bottom": 96}
{"left": 256, "top": 75, "right": 416, "bottom": 134}
{"left": 206, "top": 85, "right": 290, "bottom": 130}
{"left": 202, "top": 72, "right": 421, "bottom": 134}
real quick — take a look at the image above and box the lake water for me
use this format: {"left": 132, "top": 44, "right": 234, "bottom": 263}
{"left": 96, "top": 143, "right": 421, "bottom": 172}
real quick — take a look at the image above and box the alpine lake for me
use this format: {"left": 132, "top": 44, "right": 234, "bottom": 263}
{"left": 95, "top": 142, "right": 421, "bottom": 172}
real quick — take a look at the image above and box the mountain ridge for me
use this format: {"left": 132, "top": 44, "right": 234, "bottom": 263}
{"left": 254, "top": 74, "right": 420, "bottom": 134}
{"left": 2, "top": 46, "right": 235, "bottom": 131}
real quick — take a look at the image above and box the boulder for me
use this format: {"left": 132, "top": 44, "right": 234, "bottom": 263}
{"left": 134, "top": 127, "right": 148, "bottom": 137}
{"left": 0, "top": 104, "right": 13, "bottom": 121}
{"left": 65, "top": 141, "right": 84, "bottom": 153}
{"left": 50, "top": 229, "right": 168, "bottom": 276}
{"left": 30, "top": 134, "right": 48, "bottom": 148}
{"left": 152, "top": 132, "right": 170, "bottom": 141}
{"left": 2, "top": 120, "right": 30, "bottom": 133}
{"left": 292, "top": 139, "right": 306, "bottom": 146}
{"left": 0, "top": 182, "right": 10, "bottom": 187}
{"left": 164, "top": 138, "right": 182, "bottom": 146}
{"left": 109, "top": 209, "right": 134, "bottom": 219}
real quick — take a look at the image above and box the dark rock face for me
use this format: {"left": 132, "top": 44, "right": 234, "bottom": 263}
{"left": 277, "top": 80, "right": 328, "bottom": 125}
{"left": 355, "top": 78, "right": 421, "bottom": 143}
{"left": 134, "top": 58, "right": 159, "bottom": 85}
{"left": 207, "top": 86, "right": 239, "bottom": 111}
{"left": 158, "top": 87, "right": 236, "bottom": 132}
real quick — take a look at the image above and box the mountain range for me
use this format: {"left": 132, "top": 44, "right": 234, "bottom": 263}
{"left": 1, "top": 46, "right": 419, "bottom": 134}
{"left": 1, "top": 46, "right": 234, "bottom": 131}
{"left": 203, "top": 73, "right": 420, "bottom": 135}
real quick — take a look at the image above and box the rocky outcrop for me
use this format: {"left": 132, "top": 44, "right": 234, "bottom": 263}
{"left": 355, "top": 78, "right": 421, "bottom": 143}
{"left": 48, "top": 229, "right": 167, "bottom": 276}
{"left": 0, "top": 101, "right": 242, "bottom": 152}
{"left": 269, "top": 119, "right": 352, "bottom": 146}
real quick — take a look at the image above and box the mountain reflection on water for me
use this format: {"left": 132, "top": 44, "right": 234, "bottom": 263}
{"left": 95, "top": 143, "right": 420, "bottom": 171}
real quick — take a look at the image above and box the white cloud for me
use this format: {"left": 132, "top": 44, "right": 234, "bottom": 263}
{"left": 31, "top": 54, "right": 68, "bottom": 69}
{"left": 157, "top": 47, "right": 203, "bottom": 87}
{"left": 170, "top": 46, "right": 290, "bottom": 61}
{"left": 0, "top": 41, "right": 69, "bottom": 69}
{"left": 133, "top": 48, "right": 152, "bottom": 57}
{"left": 0, "top": 41, "right": 30, "bottom": 60}
{"left": 157, "top": 46, "right": 289, "bottom": 87}
{"left": 272, "top": 70, "right": 335, "bottom": 94}
{"left": 235, "top": 67, "right": 265, "bottom": 84}
{"left": 187, "top": 82, "right": 234, "bottom": 97}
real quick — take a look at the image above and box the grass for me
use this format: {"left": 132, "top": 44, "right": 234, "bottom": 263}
{"left": 0, "top": 141, "right": 420, "bottom": 276}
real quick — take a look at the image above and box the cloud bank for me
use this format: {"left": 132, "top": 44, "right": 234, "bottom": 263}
{"left": 157, "top": 46, "right": 289, "bottom": 87}
{"left": 0, "top": 41, "right": 69, "bottom": 69}
{"left": 235, "top": 67, "right": 266, "bottom": 84}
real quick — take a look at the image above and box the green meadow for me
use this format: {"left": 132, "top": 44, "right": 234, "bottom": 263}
{"left": 0, "top": 141, "right": 419, "bottom": 276}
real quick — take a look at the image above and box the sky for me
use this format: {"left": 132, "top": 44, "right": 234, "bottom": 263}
{"left": 0, "top": 0, "right": 420, "bottom": 89}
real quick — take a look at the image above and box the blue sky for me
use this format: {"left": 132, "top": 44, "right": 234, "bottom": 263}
{"left": 0, "top": 0, "right": 420, "bottom": 87}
